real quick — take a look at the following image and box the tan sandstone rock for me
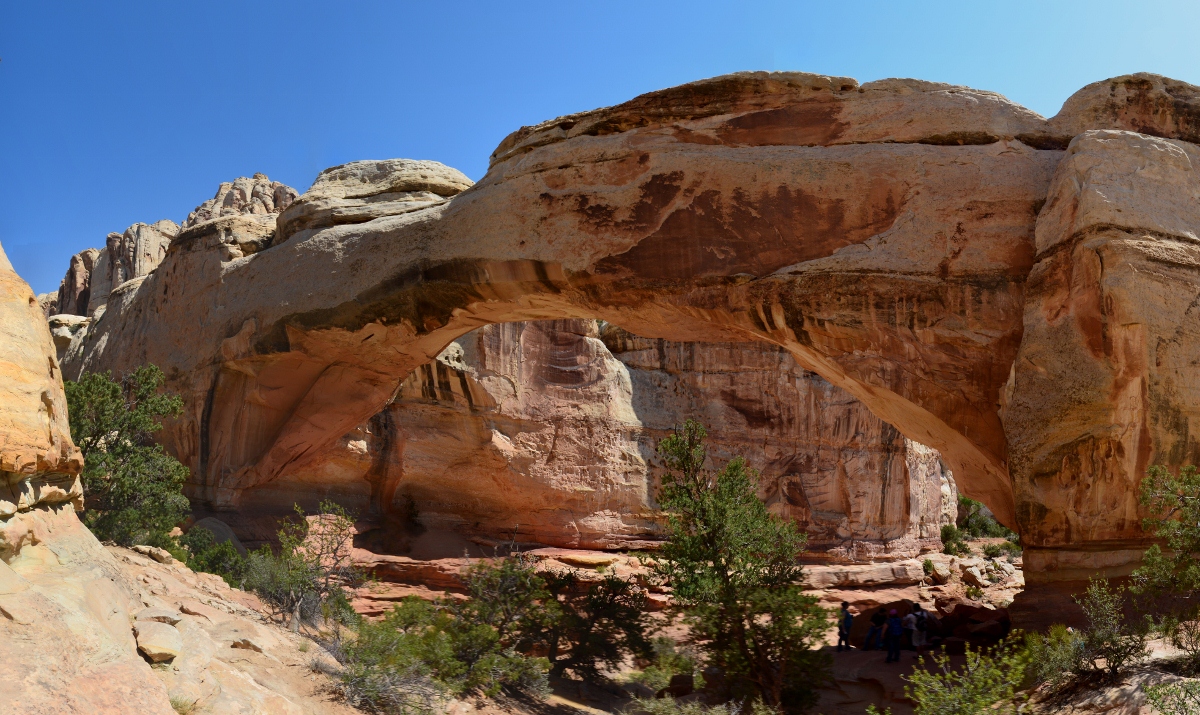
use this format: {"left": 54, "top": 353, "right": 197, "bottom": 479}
{"left": 85, "top": 219, "right": 178, "bottom": 316}
{"left": 275, "top": 158, "right": 473, "bottom": 239}
{"left": 226, "top": 319, "right": 956, "bottom": 558}
{"left": 0, "top": 242, "right": 81, "bottom": 504}
{"left": 134, "top": 620, "right": 183, "bottom": 662}
{"left": 54, "top": 247, "right": 99, "bottom": 316}
{"left": 55, "top": 71, "right": 1200, "bottom": 589}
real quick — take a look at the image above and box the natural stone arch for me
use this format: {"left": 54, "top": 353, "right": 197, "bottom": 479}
{"left": 62, "top": 72, "right": 1200, "bottom": 574}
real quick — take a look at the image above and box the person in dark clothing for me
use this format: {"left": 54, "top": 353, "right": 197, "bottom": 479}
{"left": 864, "top": 608, "right": 887, "bottom": 650}
{"left": 885, "top": 609, "right": 904, "bottom": 663}
{"left": 837, "top": 602, "right": 854, "bottom": 651}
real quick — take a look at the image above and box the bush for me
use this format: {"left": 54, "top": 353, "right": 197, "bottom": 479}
{"left": 629, "top": 637, "right": 697, "bottom": 692}
{"left": 1023, "top": 624, "right": 1086, "bottom": 692}
{"left": 242, "top": 500, "right": 362, "bottom": 630}
{"left": 178, "top": 526, "right": 244, "bottom": 585}
{"left": 983, "top": 543, "right": 1003, "bottom": 559}
{"left": 903, "top": 638, "right": 1027, "bottom": 715}
{"left": 1136, "top": 464, "right": 1200, "bottom": 673}
{"left": 531, "top": 569, "right": 653, "bottom": 678}
{"left": 1000, "top": 538, "right": 1022, "bottom": 557}
{"left": 922, "top": 558, "right": 935, "bottom": 576}
{"left": 1146, "top": 680, "right": 1200, "bottom": 715}
{"left": 650, "top": 420, "right": 830, "bottom": 711}
{"left": 965, "top": 585, "right": 984, "bottom": 600}
{"left": 337, "top": 596, "right": 547, "bottom": 708}
{"left": 629, "top": 697, "right": 776, "bottom": 715}
{"left": 1074, "top": 579, "right": 1149, "bottom": 683}
{"left": 956, "top": 496, "right": 1016, "bottom": 539}
{"left": 941, "top": 525, "right": 969, "bottom": 556}
{"left": 65, "top": 365, "right": 190, "bottom": 546}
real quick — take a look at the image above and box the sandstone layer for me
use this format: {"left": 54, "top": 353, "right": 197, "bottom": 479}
{"left": 226, "top": 319, "right": 955, "bottom": 559}
{"left": 1005, "top": 129, "right": 1200, "bottom": 580}
{"left": 56, "top": 72, "right": 1200, "bottom": 578}
{"left": 0, "top": 242, "right": 81, "bottom": 516}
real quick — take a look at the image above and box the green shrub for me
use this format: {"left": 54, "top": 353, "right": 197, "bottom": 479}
{"left": 178, "top": 526, "right": 244, "bottom": 585}
{"left": 1073, "top": 579, "right": 1149, "bottom": 682}
{"left": 242, "top": 501, "right": 362, "bottom": 630}
{"left": 530, "top": 569, "right": 652, "bottom": 678}
{"left": 1146, "top": 680, "right": 1200, "bottom": 715}
{"left": 940, "top": 525, "right": 969, "bottom": 556}
{"left": 903, "top": 638, "right": 1027, "bottom": 715}
{"left": 965, "top": 585, "right": 983, "bottom": 600}
{"left": 1135, "top": 464, "right": 1200, "bottom": 674}
{"left": 629, "top": 697, "right": 777, "bottom": 715}
{"left": 337, "top": 587, "right": 551, "bottom": 711}
{"left": 649, "top": 420, "right": 830, "bottom": 711}
{"left": 629, "top": 636, "right": 697, "bottom": 692}
{"left": 983, "top": 543, "right": 1003, "bottom": 559}
{"left": 1000, "top": 538, "right": 1022, "bottom": 557}
{"left": 65, "top": 365, "right": 190, "bottom": 546}
{"left": 1023, "top": 624, "right": 1086, "bottom": 692}
{"left": 956, "top": 496, "right": 1016, "bottom": 539}
{"left": 922, "top": 558, "right": 935, "bottom": 576}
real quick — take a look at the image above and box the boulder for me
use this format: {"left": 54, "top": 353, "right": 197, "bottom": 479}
{"left": 48, "top": 313, "right": 88, "bottom": 362}
{"left": 132, "top": 545, "right": 176, "bottom": 564}
{"left": 929, "top": 561, "right": 952, "bottom": 585}
{"left": 961, "top": 565, "right": 988, "bottom": 589}
{"left": 135, "top": 620, "right": 183, "bottom": 663}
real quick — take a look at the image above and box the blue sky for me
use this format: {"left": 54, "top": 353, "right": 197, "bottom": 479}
{"left": 2, "top": 1, "right": 1198, "bottom": 294}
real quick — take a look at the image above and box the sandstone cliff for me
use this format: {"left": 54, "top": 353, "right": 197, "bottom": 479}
{"left": 223, "top": 319, "right": 955, "bottom": 560}
{"left": 2, "top": 238, "right": 355, "bottom": 715}
{"left": 55, "top": 72, "right": 1200, "bottom": 587}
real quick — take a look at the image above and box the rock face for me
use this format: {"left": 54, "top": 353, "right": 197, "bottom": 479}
{"left": 51, "top": 175, "right": 298, "bottom": 320}
{"left": 56, "top": 72, "right": 1200, "bottom": 583}
{"left": 54, "top": 248, "right": 99, "bottom": 316}
{"left": 275, "top": 159, "right": 472, "bottom": 239}
{"left": 86, "top": 220, "right": 179, "bottom": 316}
{"left": 1005, "top": 129, "right": 1200, "bottom": 581}
{"left": 0, "top": 240, "right": 171, "bottom": 714}
{"left": 229, "top": 319, "right": 956, "bottom": 559}
{"left": 183, "top": 172, "right": 298, "bottom": 228}
{"left": 0, "top": 242, "right": 81, "bottom": 514}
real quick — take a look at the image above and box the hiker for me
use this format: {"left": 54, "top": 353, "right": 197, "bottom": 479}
{"left": 885, "top": 608, "right": 904, "bottom": 663}
{"left": 911, "top": 603, "right": 929, "bottom": 657}
{"left": 837, "top": 602, "right": 854, "bottom": 652}
{"left": 864, "top": 607, "right": 887, "bottom": 650}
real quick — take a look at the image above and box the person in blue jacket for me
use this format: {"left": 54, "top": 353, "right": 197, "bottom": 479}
{"left": 837, "top": 602, "right": 854, "bottom": 651}
{"left": 884, "top": 608, "right": 905, "bottom": 663}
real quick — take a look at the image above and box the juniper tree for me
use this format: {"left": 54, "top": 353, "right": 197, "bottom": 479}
{"left": 649, "top": 420, "right": 829, "bottom": 711}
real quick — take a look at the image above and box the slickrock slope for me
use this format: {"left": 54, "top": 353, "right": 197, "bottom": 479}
{"left": 3, "top": 240, "right": 358, "bottom": 713}
{"left": 57, "top": 72, "right": 1200, "bottom": 583}
{"left": 228, "top": 319, "right": 955, "bottom": 558}
{"left": 1, "top": 241, "right": 165, "bottom": 714}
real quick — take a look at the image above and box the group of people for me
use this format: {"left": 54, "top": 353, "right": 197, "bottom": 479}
{"left": 836, "top": 601, "right": 930, "bottom": 662}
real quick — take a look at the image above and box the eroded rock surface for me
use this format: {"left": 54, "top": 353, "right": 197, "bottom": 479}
{"left": 1005, "top": 129, "right": 1200, "bottom": 582}
{"left": 227, "top": 319, "right": 955, "bottom": 560}
{"left": 55, "top": 71, "right": 1200, "bottom": 583}
{"left": 0, "top": 242, "right": 81, "bottom": 515}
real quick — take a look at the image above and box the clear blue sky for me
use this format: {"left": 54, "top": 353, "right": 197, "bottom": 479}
{"left": 3, "top": 0, "right": 1198, "bottom": 294}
